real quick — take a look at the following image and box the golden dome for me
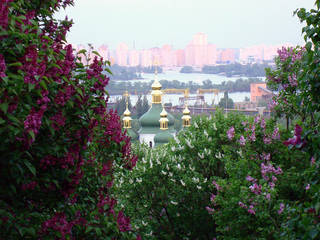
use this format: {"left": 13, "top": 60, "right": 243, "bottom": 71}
{"left": 123, "top": 108, "right": 131, "bottom": 117}
{"left": 160, "top": 107, "right": 168, "bottom": 117}
{"left": 183, "top": 106, "right": 190, "bottom": 115}
{"left": 151, "top": 79, "right": 162, "bottom": 90}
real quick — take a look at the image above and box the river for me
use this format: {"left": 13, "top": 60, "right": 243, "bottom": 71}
{"left": 111, "top": 70, "right": 264, "bottom": 105}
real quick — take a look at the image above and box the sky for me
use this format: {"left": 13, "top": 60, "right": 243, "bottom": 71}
{"left": 56, "top": 0, "right": 316, "bottom": 50}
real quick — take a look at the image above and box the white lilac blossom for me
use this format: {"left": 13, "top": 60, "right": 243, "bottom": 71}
{"left": 180, "top": 180, "right": 186, "bottom": 186}
{"left": 192, "top": 177, "right": 199, "bottom": 183}
{"left": 161, "top": 170, "right": 167, "bottom": 175}
{"left": 198, "top": 152, "right": 204, "bottom": 159}
{"left": 213, "top": 122, "right": 217, "bottom": 130}
{"left": 186, "top": 139, "right": 194, "bottom": 148}
{"left": 204, "top": 129, "right": 209, "bottom": 138}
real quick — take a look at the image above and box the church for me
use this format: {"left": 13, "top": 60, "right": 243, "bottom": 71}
{"left": 122, "top": 71, "right": 191, "bottom": 147}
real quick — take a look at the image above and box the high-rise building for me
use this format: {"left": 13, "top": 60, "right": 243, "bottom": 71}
{"left": 160, "top": 44, "right": 174, "bottom": 67}
{"left": 174, "top": 49, "right": 185, "bottom": 66}
{"left": 116, "top": 43, "right": 129, "bottom": 66}
{"left": 207, "top": 44, "right": 217, "bottom": 65}
{"left": 140, "top": 49, "right": 152, "bottom": 67}
{"left": 129, "top": 49, "right": 140, "bottom": 66}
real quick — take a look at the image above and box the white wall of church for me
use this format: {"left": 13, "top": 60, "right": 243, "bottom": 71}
{"left": 139, "top": 134, "right": 156, "bottom": 147}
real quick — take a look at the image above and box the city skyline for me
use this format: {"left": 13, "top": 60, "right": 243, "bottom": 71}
{"left": 75, "top": 33, "right": 293, "bottom": 67}
{"left": 56, "top": 0, "right": 315, "bottom": 49}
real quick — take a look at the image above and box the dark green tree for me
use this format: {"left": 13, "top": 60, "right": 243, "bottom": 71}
{"left": 135, "top": 95, "right": 144, "bottom": 118}
{"left": 142, "top": 95, "right": 149, "bottom": 115}
{"left": 218, "top": 91, "right": 234, "bottom": 109}
{"left": 114, "top": 96, "right": 132, "bottom": 116}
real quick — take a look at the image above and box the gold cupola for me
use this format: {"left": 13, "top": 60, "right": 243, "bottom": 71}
{"left": 123, "top": 91, "right": 132, "bottom": 129}
{"left": 182, "top": 105, "right": 191, "bottom": 127}
{"left": 159, "top": 106, "right": 169, "bottom": 130}
{"left": 151, "top": 66, "right": 162, "bottom": 104}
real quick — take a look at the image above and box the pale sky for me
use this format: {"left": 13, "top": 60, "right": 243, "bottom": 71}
{"left": 56, "top": 0, "right": 315, "bottom": 49}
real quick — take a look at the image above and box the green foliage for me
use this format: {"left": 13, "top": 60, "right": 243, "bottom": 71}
{"left": 202, "top": 63, "right": 270, "bottom": 77}
{"left": 114, "top": 96, "right": 132, "bottom": 116}
{"left": 218, "top": 91, "right": 234, "bottom": 109}
{"left": 180, "top": 66, "right": 194, "bottom": 73}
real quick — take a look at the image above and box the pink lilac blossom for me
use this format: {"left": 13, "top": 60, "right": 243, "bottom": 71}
{"left": 24, "top": 106, "right": 46, "bottom": 136}
{"left": 311, "top": 156, "right": 316, "bottom": 166}
{"left": 242, "top": 121, "right": 247, "bottom": 126}
{"left": 249, "top": 183, "right": 262, "bottom": 195}
{"left": 254, "top": 116, "right": 261, "bottom": 124}
{"left": 266, "top": 193, "right": 271, "bottom": 200}
{"left": 99, "top": 161, "right": 113, "bottom": 176}
{"left": 278, "top": 203, "right": 285, "bottom": 214}
{"left": 284, "top": 124, "right": 303, "bottom": 147}
{"left": 239, "top": 135, "right": 246, "bottom": 146}
{"left": 212, "top": 180, "right": 222, "bottom": 191}
{"left": 117, "top": 211, "right": 131, "bottom": 232}
{"left": 0, "top": 54, "right": 6, "bottom": 80}
{"left": 210, "top": 194, "right": 216, "bottom": 203}
{"left": 272, "top": 127, "right": 280, "bottom": 140}
{"left": 306, "top": 184, "right": 310, "bottom": 190}
{"left": 246, "top": 175, "right": 256, "bottom": 182}
{"left": 263, "top": 136, "right": 272, "bottom": 145}
{"left": 50, "top": 111, "right": 66, "bottom": 131}
{"left": 21, "top": 181, "right": 38, "bottom": 191}
{"left": 260, "top": 118, "right": 266, "bottom": 129}
{"left": 0, "top": 0, "right": 13, "bottom": 30}
{"left": 248, "top": 205, "right": 256, "bottom": 215}
{"left": 227, "top": 126, "right": 235, "bottom": 140}
{"left": 205, "top": 206, "right": 215, "bottom": 214}
{"left": 238, "top": 201, "right": 247, "bottom": 209}
{"left": 288, "top": 74, "right": 298, "bottom": 87}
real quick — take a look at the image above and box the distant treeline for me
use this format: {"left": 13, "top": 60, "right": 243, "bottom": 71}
{"left": 104, "top": 65, "right": 163, "bottom": 80}
{"left": 106, "top": 77, "right": 265, "bottom": 95}
{"left": 179, "top": 63, "right": 271, "bottom": 77}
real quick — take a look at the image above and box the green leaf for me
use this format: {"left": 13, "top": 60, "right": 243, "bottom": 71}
{"left": 39, "top": 80, "right": 48, "bottom": 90}
{"left": 77, "top": 49, "right": 87, "bottom": 55}
{"left": 105, "top": 67, "right": 113, "bottom": 75}
{"left": 92, "top": 51, "right": 101, "bottom": 57}
{"left": 24, "top": 160, "right": 36, "bottom": 176}
{"left": 28, "top": 130, "right": 35, "bottom": 140}
{"left": 8, "top": 62, "right": 23, "bottom": 67}
{"left": 0, "top": 103, "right": 9, "bottom": 114}
{"left": 0, "top": 118, "right": 5, "bottom": 124}
{"left": 28, "top": 83, "right": 35, "bottom": 92}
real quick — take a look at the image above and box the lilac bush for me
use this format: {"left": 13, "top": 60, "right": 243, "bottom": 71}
{"left": 0, "top": 0, "right": 138, "bottom": 239}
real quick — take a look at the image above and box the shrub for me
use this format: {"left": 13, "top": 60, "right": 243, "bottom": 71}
{"left": 0, "top": 0, "right": 138, "bottom": 239}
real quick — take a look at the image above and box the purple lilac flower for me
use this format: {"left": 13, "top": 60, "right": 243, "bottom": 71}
{"left": 278, "top": 203, "right": 285, "bottom": 215}
{"left": 0, "top": 54, "right": 6, "bottom": 80}
{"left": 239, "top": 135, "right": 246, "bottom": 146}
{"left": 227, "top": 126, "right": 235, "bottom": 140}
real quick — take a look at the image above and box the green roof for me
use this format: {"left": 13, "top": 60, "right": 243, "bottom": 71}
{"left": 154, "top": 130, "right": 173, "bottom": 146}
{"left": 126, "top": 128, "right": 138, "bottom": 141}
{"left": 139, "top": 103, "right": 175, "bottom": 134}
